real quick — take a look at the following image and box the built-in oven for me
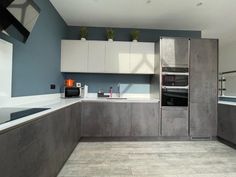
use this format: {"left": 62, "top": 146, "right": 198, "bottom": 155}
{"left": 161, "top": 87, "right": 188, "bottom": 106}
{"left": 161, "top": 67, "right": 189, "bottom": 107}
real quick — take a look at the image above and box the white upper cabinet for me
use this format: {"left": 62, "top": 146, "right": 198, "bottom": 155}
{"left": 130, "top": 42, "right": 155, "bottom": 74}
{"left": 61, "top": 40, "right": 155, "bottom": 74}
{"left": 61, "top": 40, "right": 88, "bottom": 72}
{"left": 88, "top": 41, "right": 105, "bottom": 73}
{"left": 105, "top": 41, "right": 130, "bottom": 73}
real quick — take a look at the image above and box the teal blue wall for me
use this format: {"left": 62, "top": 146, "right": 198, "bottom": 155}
{"left": 0, "top": 0, "right": 201, "bottom": 96}
{"left": 0, "top": 0, "right": 68, "bottom": 97}
{"left": 64, "top": 27, "right": 201, "bottom": 93}
{"left": 67, "top": 26, "right": 201, "bottom": 42}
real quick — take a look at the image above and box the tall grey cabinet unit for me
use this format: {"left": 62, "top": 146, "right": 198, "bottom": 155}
{"left": 160, "top": 37, "right": 190, "bottom": 137}
{"left": 160, "top": 37, "right": 189, "bottom": 67}
{"left": 189, "top": 39, "right": 218, "bottom": 138}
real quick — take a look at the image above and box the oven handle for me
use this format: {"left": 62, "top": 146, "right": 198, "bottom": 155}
{"left": 162, "top": 72, "right": 189, "bottom": 76}
{"left": 162, "top": 86, "right": 189, "bottom": 89}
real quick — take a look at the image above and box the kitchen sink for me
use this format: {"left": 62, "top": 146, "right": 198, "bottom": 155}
{"left": 106, "top": 97, "right": 127, "bottom": 100}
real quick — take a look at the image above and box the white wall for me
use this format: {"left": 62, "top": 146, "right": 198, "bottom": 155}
{"left": 0, "top": 39, "right": 13, "bottom": 106}
{"left": 219, "top": 42, "right": 236, "bottom": 96}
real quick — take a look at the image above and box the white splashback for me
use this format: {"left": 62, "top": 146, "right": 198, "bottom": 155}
{"left": 0, "top": 39, "right": 13, "bottom": 106}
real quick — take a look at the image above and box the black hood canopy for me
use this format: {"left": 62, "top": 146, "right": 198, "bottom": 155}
{"left": 0, "top": 0, "right": 40, "bottom": 43}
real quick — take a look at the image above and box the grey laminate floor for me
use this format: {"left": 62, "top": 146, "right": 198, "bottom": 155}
{"left": 58, "top": 141, "right": 236, "bottom": 177}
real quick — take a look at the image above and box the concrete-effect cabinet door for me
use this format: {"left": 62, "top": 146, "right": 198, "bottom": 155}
{"left": 131, "top": 103, "right": 159, "bottom": 136}
{"left": 82, "top": 102, "right": 112, "bottom": 137}
{"left": 88, "top": 41, "right": 105, "bottom": 73}
{"left": 190, "top": 103, "right": 217, "bottom": 137}
{"left": 189, "top": 39, "right": 218, "bottom": 138}
{"left": 71, "top": 103, "right": 82, "bottom": 140}
{"left": 218, "top": 104, "right": 236, "bottom": 144}
{"left": 61, "top": 40, "right": 88, "bottom": 72}
{"left": 161, "top": 107, "right": 188, "bottom": 137}
{"left": 161, "top": 37, "right": 189, "bottom": 67}
{"left": 109, "top": 102, "right": 132, "bottom": 136}
{"left": 105, "top": 41, "right": 130, "bottom": 73}
{"left": 130, "top": 42, "right": 155, "bottom": 74}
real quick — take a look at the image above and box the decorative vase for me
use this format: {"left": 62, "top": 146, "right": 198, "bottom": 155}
{"left": 132, "top": 39, "right": 138, "bottom": 42}
{"left": 108, "top": 38, "right": 113, "bottom": 42}
{"left": 81, "top": 37, "right": 86, "bottom": 41}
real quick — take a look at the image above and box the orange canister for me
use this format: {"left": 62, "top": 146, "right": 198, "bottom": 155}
{"left": 65, "top": 79, "right": 75, "bottom": 87}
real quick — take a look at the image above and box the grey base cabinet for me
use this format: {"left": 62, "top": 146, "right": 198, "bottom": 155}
{"left": 190, "top": 103, "right": 217, "bottom": 138}
{"left": 131, "top": 103, "right": 159, "bottom": 136}
{"left": 82, "top": 101, "right": 159, "bottom": 137}
{"left": 161, "top": 107, "right": 188, "bottom": 137}
{"left": 0, "top": 102, "right": 81, "bottom": 177}
{"left": 82, "top": 102, "right": 131, "bottom": 137}
{"left": 218, "top": 104, "right": 236, "bottom": 144}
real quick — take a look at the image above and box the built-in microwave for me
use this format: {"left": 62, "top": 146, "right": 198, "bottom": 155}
{"left": 162, "top": 75, "right": 188, "bottom": 86}
{"left": 162, "top": 67, "right": 189, "bottom": 87}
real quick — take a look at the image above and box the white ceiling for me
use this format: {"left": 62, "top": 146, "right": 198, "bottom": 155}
{"left": 50, "top": 0, "right": 236, "bottom": 46}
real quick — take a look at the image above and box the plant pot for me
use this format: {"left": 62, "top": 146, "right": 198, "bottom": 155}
{"left": 81, "top": 37, "right": 86, "bottom": 41}
{"left": 132, "top": 39, "right": 138, "bottom": 42}
{"left": 108, "top": 38, "right": 113, "bottom": 42}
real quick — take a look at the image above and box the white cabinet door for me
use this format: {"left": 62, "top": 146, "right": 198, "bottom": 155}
{"left": 105, "top": 42, "right": 130, "bottom": 73}
{"left": 88, "top": 41, "right": 105, "bottom": 73}
{"left": 130, "top": 42, "right": 154, "bottom": 74}
{"left": 61, "top": 40, "right": 88, "bottom": 72}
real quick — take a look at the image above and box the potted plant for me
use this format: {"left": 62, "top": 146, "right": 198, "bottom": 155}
{"left": 80, "top": 27, "right": 88, "bottom": 40}
{"left": 106, "top": 28, "right": 115, "bottom": 41}
{"left": 131, "top": 30, "right": 140, "bottom": 42}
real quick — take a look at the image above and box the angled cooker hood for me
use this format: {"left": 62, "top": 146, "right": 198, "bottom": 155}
{"left": 0, "top": 0, "right": 40, "bottom": 43}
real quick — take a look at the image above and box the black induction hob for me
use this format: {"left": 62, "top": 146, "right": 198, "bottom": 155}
{"left": 0, "top": 107, "right": 50, "bottom": 125}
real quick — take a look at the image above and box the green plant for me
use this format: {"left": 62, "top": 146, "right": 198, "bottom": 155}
{"left": 131, "top": 30, "right": 140, "bottom": 41}
{"left": 106, "top": 28, "right": 115, "bottom": 40}
{"left": 80, "top": 27, "right": 88, "bottom": 39}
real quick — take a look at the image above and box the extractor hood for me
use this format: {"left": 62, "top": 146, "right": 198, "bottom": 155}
{"left": 0, "top": 0, "right": 40, "bottom": 43}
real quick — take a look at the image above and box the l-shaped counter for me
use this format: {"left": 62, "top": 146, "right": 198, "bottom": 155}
{"left": 0, "top": 97, "right": 159, "bottom": 134}
{"left": 0, "top": 97, "right": 160, "bottom": 177}
{"left": 1, "top": 96, "right": 236, "bottom": 177}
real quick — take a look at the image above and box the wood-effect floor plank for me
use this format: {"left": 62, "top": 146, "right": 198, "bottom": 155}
{"left": 58, "top": 141, "right": 236, "bottom": 177}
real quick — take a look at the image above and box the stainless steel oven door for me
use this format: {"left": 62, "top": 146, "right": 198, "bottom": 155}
{"left": 161, "top": 87, "right": 188, "bottom": 106}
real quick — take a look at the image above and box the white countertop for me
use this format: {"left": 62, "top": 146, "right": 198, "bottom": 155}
{"left": 0, "top": 96, "right": 159, "bottom": 133}
{"left": 82, "top": 97, "right": 160, "bottom": 103}
{"left": 218, "top": 101, "right": 236, "bottom": 106}
{"left": 0, "top": 98, "right": 82, "bottom": 133}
